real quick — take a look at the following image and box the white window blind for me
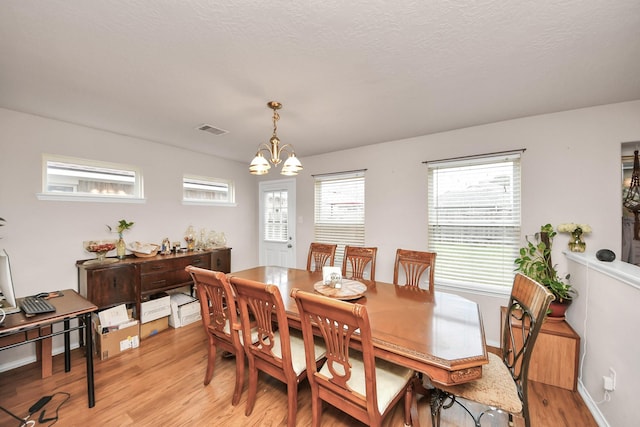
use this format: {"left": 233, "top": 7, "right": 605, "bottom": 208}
{"left": 427, "top": 152, "right": 521, "bottom": 288}
{"left": 314, "top": 170, "right": 365, "bottom": 267}
{"left": 264, "top": 189, "right": 288, "bottom": 242}
{"left": 183, "top": 174, "right": 235, "bottom": 205}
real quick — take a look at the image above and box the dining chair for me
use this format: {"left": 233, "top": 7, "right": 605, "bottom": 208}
{"left": 186, "top": 266, "right": 246, "bottom": 406}
{"left": 341, "top": 245, "right": 377, "bottom": 281}
{"left": 291, "top": 288, "right": 414, "bottom": 427}
{"left": 306, "top": 242, "right": 337, "bottom": 272}
{"left": 393, "top": 248, "right": 436, "bottom": 292}
{"left": 229, "top": 276, "right": 326, "bottom": 427}
{"left": 429, "top": 272, "right": 554, "bottom": 427}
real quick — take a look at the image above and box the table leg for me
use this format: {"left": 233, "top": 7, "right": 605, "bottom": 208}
{"left": 39, "top": 326, "right": 53, "bottom": 378}
{"left": 64, "top": 319, "right": 71, "bottom": 372}
{"left": 84, "top": 312, "right": 95, "bottom": 408}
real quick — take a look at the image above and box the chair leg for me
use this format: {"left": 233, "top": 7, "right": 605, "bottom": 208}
{"left": 310, "top": 386, "right": 322, "bottom": 427}
{"left": 203, "top": 339, "right": 216, "bottom": 386}
{"left": 245, "top": 360, "right": 258, "bottom": 416}
{"left": 231, "top": 351, "right": 244, "bottom": 406}
{"left": 286, "top": 381, "right": 298, "bottom": 427}
{"left": 430, "top": 388, "right": 456, "bottom": 427}
{"left": 404, "top": 382, "right": 413, "bottom": 426}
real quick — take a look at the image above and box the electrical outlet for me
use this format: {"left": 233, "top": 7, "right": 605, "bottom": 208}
{"left": 603, "top": 367, "right": 616, "bottom": 391}
{"left": 609, "top": 368, "right": 616, "bottom": 390}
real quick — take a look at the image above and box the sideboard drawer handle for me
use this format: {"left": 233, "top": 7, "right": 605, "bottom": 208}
{"left": 151, "top": 280, "right": 166, "bottom": 286}
{"left": 151, "top": 265, "right": 164, "bottom": 271}
{"left": 192, "top": 258, "right": 203, "bottom": 265}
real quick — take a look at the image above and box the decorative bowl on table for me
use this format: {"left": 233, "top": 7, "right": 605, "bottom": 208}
{"left": 83, "top": 240, "right": 118, "bottom": 265}
{"left": 127, "top": 241, "right": 160, "bottom": 258}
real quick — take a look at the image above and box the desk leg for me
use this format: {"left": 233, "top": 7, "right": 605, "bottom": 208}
{"left": 39, "top": 326, "right": 53, "bottom": 378}
{"left": 64, "top": 319, "right": 71, "bottom": 372}
{"left": 84, "top": 312, "right": 95, "bottom": 408}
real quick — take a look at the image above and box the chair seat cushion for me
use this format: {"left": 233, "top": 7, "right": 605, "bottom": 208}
{"left": 272, "top": 328, "right": 326, "bottom": 375}
{"left": 435, "top": 352, "right": 522, "bottom": 414}
{"left": 319, "top": 350, "right": 414, "bottom": 413}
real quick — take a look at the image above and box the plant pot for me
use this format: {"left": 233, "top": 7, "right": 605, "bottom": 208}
{"left": 548, "top": 299, "right": 572, "bottom": 320}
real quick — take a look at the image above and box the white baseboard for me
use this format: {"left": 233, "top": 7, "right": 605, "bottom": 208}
{"left": 578, "top": 379, "right": 610, "bottom": 427}
{"left": 0, "top": 342, "right": 80, "bottom": 373}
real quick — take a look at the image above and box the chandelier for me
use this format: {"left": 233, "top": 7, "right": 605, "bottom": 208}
{"left": 249, "top": 101, "right": 303, "bottom": 176}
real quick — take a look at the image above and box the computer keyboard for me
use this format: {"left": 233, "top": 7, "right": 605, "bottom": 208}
{"left": 20, "top": 296, "right": 56, "bottom": 316}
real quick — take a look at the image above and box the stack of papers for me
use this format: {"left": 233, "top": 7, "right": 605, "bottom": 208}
{"left": 98, "top": 304, "right": 138, "bottom": 333}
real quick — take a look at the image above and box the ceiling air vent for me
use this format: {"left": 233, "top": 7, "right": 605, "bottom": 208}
{"left": 197, "top": 124, "right": 228, "bottom": 136}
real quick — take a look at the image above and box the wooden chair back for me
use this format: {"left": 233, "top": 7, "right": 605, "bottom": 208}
{"left": 393, "top": 248, "right": 436, "bottom": 292}
{"left": 341, "top": 245, "right": 377, "bottom": 281}
{"left": 502, "top": 273, "right": 555, "bottom": 425}
{"left": 230, "top": 276, "right": 294, "bottom": 377}
{"left": 230, "top": 275, "right": 319, "bottom": 427}
{"left": 306, "top": 242, "right": 337, "bottom": 272}
{"left": 186, "top": 266, "right": 245, "bottom": 405}
{"left": 291, "top": 288, "right": 413, "bottom": 426}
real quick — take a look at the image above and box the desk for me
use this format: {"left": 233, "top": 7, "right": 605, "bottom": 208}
{"left": 0, "top": 290, "right": 97, "bottom": 408}
{"left": 228, "top": 266, "right": 488, "bottom": 386}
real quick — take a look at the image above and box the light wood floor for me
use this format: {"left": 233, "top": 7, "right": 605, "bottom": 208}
{"left": 0, "top": 322, "right": 598, "bottom": 426}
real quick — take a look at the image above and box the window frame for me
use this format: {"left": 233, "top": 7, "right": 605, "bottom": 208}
{"left": 182, "top": 174, "right": 236, "bottom": 207}
{"left": 427, "top": 151, "right": 522, "bottom": 296}
{"left": 37, "top": 154, "right": 145, "bottom": 203}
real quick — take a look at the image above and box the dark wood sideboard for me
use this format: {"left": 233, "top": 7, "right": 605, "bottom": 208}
{"left": 76, "top": 248, "right": 231, "bottom": 317}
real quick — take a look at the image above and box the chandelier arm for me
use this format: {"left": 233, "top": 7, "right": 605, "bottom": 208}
{"left": 275, "top": 143, "right": 296, "bottom": 158}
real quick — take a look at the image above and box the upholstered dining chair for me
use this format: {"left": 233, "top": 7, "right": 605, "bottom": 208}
{"left": 393, "top": 249, "right": 436, "bottom": 292}
{"left": 306, "top": 242, "right": 337, "bottom": 272}
{"left": 291, "top": 288, "right": 414, "bottom": 427}
{"left": 429, "top": 273, "right": 554, "bottom": 427}
{"left": 186, "top": 266, "right": 246, "bottom": 406}
{"left": 229, "top": 276, "right": 326, "bottom": 427}
{"left": 341, "top": 245, "right": 378, "bottom": 281}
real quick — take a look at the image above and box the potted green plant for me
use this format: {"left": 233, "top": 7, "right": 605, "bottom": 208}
{"left": 514, "top": 224, "right": 577, "bottom": 318}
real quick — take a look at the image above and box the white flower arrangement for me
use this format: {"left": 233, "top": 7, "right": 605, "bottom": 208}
{"left": 557, "top": 223, "right": 592, "bottom": 234}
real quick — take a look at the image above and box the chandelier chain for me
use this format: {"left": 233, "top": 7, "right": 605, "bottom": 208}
{"left": 272, "top": 109, "right": 280, "bottom": 138}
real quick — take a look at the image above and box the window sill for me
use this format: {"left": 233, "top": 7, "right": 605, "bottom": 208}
{"left": 182, "top": 200, "right": 237, "bottom": 207}
{"left": 436, "top": 279, "right": 512, "bottom": 298}
{"left": 36, "top": 193, "right": 146, "bottom": 204}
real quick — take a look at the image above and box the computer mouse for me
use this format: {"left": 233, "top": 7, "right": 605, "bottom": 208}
{"left": 596, "top": 249, "right": 615, "bottom": 262}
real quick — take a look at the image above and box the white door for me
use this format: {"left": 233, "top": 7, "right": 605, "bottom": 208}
{"left": 259, "top": 179, "right": 296, "bottom": 267}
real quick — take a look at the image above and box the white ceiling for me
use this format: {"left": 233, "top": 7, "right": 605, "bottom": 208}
{"left": 1, "top": 1, "right": 639, "bottom": 164}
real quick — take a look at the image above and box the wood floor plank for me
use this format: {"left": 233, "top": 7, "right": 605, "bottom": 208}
{"left": 0, "top": 322, "right": 598, "bottom": 426}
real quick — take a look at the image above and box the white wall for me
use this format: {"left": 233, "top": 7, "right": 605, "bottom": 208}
{"left": 566, "top": 253, "right": 638, "bottom": 427}
{"left": 288, "top": 100, "right": 640, "bottom": 425}
{"left": 0, "top": 108, "right": 260, "bottom": 368}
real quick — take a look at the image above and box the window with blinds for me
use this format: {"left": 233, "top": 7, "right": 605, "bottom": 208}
{"left": 314, "top": 170, "right": 365, "bottom": 267}
{"left": 427, "top": 152, "right": 521, "bottom": 288}
{"left": 183, "top": 174, "right": 235, "bottom": 205}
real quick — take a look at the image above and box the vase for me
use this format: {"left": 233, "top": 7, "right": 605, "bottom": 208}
{"left": 568, "top": 229, "right": 586, "bottom": 253}
{"left": 116, "top": 236, "right": 127, "bottom": 259}
{"left": 95, "top": 251, "right": 108, "bottom": 263}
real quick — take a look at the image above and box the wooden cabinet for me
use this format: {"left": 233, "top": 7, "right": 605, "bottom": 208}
{"left": 501, "top": 306, "right": 579, "bottom": 391}
{"left": 77, "top": 248, "right": 231, "bottom": 317}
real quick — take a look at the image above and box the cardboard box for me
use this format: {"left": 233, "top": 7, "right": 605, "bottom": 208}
{"left": 93, "top": 313, "right": 140, "bottom": 360}
{"left": 169, "top": 293, "right": 201, "bottom": 328}
{"left": 140, "top": 316, "right": 169, "bottom": 339}
{"left": 140, "top": 295, "right": 171, "bottom": 323}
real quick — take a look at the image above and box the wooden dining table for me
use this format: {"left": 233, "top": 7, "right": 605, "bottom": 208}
{"left": 228, "top": 266, "right": 488, "bottom": 387}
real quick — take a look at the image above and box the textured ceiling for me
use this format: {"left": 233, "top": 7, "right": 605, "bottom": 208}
{"left": 1, "top": 0, "right": 639, "bottom": 164}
